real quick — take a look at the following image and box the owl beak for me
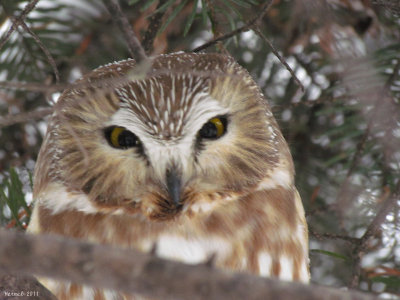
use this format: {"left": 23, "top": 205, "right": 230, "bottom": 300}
{"left": 166, "top": 167, "right": 182, "bottom": 206}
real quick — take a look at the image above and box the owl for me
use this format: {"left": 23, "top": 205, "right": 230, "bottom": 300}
{"left": 27, "top": 52, "right": 309, "bottom": 299}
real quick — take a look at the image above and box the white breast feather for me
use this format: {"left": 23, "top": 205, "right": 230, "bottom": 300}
{"left": 155, "top": 234, "right": 232, "bottom": 265}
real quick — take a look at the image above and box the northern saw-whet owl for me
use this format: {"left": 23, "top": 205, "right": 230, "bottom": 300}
{"left": 28, "top": 52, "right": 309, "bottom": 299}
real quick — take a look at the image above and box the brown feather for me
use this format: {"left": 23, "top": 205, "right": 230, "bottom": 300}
{"left": 28, "top": 53, "right": 309, "bottom": 299}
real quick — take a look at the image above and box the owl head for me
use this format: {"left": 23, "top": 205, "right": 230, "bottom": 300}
{"left": 34, "top": 53, "right": 293, "bottom": 220}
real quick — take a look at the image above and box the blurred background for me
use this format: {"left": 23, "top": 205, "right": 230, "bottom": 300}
{"left": 0, "top": 0, "right": 399, "bottom": 297}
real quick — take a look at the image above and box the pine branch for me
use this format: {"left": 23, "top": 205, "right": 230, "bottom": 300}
{"left": 0, "top": 229, "right": 381, "bottom": 300}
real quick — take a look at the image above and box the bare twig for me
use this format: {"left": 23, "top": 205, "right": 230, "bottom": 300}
{"left": 0, "top": 229, "right": 381, "bottom": 300}
{"left": 193, "top": 25, "right": 246, "bottom": 52}
{"left": 273, "top": 95, "right": 346, "bottom": 113}
{"left": 308, "top": 226, "right": 360, "bottom": 244}
{"left": 254, "top": 28, "right": 304, "bottom": 92}
{"left": 142, "top": 0, "right": 168, "bottom": 54}
{"left": 0, "top": 0, "right": 40, "bottom": 51}
{"left": 0, "top": 108, "right": 53, "bottom": 128}
{"left": 102, "top": 0, "right": 147, "bottom": 63}
{"left": 192, "top": 0, "right": 273, "bottom": 52}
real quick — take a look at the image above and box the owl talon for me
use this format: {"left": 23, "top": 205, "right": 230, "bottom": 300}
{"left": 204, "top": 253, "right": 217, "bottom": 268}
{"left": 150, "top": 242, "right": 158, "bottom": 256}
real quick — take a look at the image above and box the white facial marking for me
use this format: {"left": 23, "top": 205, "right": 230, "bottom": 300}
{"left": 38, "top": 183, "right": 130, "bottom": 215}
{"left": 256, "top": 167, "right": 292, "bottom": 191}
{"left": 258, "top": 251, "right": 272, "bottom": 277}
{"left": 38, "top": 183, "right": 99, "bottom": 214}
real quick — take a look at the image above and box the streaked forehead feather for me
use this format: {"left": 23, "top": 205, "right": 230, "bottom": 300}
{"left": 114, "top": 73, "right": 213, "bottom": 138}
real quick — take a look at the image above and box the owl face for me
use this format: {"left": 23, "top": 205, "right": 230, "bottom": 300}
{"left": 39, "top": 53, "right": 285, "bottom": 220}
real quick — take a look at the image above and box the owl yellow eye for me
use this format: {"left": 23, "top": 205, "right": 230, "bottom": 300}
{"left": 199, "top": 116, "right": 227, "bottom": 139}
{"left": 104, "top": 126, "right": 141, "bottom": 149}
